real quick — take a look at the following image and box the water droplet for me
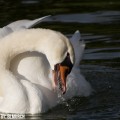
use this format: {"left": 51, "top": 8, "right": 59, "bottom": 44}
{"left": 57, "top": 92, "right": 73, "bottom": 112}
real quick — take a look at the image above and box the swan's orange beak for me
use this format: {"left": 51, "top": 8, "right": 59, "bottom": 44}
{"left": 53, "top": 53, "right": 73, "bottom": 94}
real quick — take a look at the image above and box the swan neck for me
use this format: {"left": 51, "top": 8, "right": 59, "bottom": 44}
{"left": 0, "top": 34, "right": 43, "bottom": 69}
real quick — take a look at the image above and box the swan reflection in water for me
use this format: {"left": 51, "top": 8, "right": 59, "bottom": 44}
{"left": 0, "top": 16, "right": 93, "bottom": 114}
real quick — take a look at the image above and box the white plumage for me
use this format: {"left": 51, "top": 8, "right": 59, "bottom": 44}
{"left": 0, "top": 16, "right": 93, "bottom": 114}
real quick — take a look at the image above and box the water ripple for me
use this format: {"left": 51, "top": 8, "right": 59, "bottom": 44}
{"left": 52, "top": 11, "right": 120, "bottom": 24}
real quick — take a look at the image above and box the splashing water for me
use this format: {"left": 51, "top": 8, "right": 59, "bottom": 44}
{"left": 57, "top": 91, "right": 74, "bottom": 112}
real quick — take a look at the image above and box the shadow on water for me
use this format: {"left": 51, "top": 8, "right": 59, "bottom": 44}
{"left": 0, "top": 0, "right": 120, "bottom": 119}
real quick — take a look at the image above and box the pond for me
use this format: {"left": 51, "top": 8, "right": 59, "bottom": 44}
{"left": 0, "top": 0, "right": 120, "bottom": 119}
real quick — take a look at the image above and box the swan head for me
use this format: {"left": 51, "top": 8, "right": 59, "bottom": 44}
{"left": 37, "top": 30, "right": 75, "bottom": 94}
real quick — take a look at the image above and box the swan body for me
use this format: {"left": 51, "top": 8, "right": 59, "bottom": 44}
{"left": 0, "top": 16, "right": 92, "bottom": 114}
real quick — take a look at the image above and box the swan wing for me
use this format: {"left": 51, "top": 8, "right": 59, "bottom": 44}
{"left": 25, "top": 15, "right": 52, "bottom": 28}
{"left": 7, "top": 15, "right": 51, "bottom": 31}
{"left": 0, "top": 15, "right": 51, "bottom": 38}
{"left": 70, "top": 30, "right": 85, "bottom": 65}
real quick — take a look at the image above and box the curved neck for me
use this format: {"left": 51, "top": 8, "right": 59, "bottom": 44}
{"left": 0, "top": 29, "right": 44, "bottom": 69}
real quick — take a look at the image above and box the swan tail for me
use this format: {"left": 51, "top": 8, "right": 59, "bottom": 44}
{"left": 70, "top": 30, "right": 85, "bottom": 65}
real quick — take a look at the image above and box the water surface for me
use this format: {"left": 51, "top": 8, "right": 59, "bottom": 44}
{"left": 0, "top": 0, "right": 120, "bottom": 119}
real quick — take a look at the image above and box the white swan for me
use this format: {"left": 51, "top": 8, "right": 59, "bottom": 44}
{"left": 0, "top": 28, "right": 75, "bottom": 113}
{"left": 0, "top": 16, "right": 92, "bottom": 114}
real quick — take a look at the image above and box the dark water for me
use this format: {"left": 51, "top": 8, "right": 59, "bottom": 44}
{"left": 0, "top": 0, "right": 120, "bottom": 119}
